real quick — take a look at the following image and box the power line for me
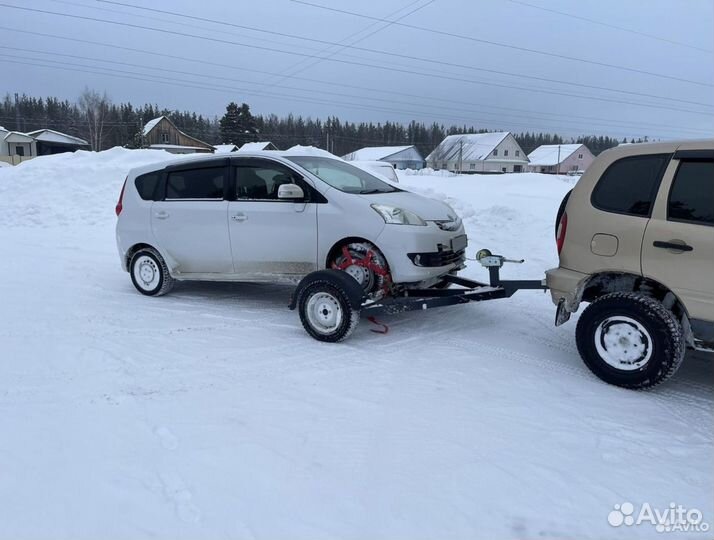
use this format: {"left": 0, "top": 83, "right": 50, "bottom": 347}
{"left": 1, "top": 28, "right": 711, "bottom": 138}
{"left": 506, "top": 0, "right": 712, "bottom": 53}
{"left": 0, "top": 57, "right": 685, "bottom": 139}
{"left": 289, "top": 0, "right": 714, "bottom": 88}
{"left": 257, "top": 0, "right": 435, "bottom": 91}
{"left": 2, "top": 45, "right": 710, "bottom": 137}
{"left": 0, "top": 4, "right": 711, "bottom": 116}
{"left": 95, "top": 0, "right": 714, "bottom": 95}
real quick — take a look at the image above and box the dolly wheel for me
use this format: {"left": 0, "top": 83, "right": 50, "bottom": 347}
{"left": 298, "top": 278, "right": 361, "bottom": 342}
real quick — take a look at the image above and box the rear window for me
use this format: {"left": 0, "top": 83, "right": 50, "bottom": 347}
{"left": 668, "top": 160, "right": 714, "bottom": 226}
{"left": 591, "top": 154, "right": 669, "bottom": 217}
{"left": 135, "top": 172, "right": 161, "bottom": 201}
{"left": 166, "top": 167, "right": 224, "bottom": 200}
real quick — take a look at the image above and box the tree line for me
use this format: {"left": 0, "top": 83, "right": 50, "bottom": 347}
{"left": 1, "top": 92, "right": 639, "bottom": 158}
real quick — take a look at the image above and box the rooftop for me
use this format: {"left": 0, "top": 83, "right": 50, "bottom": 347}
{"left": 527, "top": 144, "right": 583, "bottom": 166}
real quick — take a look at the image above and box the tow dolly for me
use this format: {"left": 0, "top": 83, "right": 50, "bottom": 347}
{"left": 289, "top": 249, "right": 548, "bottom": 342}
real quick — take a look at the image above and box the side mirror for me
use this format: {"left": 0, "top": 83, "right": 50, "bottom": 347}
{"left": 277, "top": 183, "right": 305, "bottom": 200}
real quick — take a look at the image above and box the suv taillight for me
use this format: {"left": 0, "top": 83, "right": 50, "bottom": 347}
{"left": 115, "top": 178, "right": 127, "bottom": 216}
{"left": 556, "top": 212, "right": 568, "bottom": 255}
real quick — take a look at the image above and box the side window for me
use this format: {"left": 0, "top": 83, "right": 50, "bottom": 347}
{"left": 166, "top": 167, "right": 224, "bottom": 199}
{"left": 493, "top": 149, "right": 498, "bottom": 156}
{"left": 591, "top": 154, "right": 669, "bottom": 217}
{"left": 235, "top": 163, "right": 301, "bottom": 201}
{"left": 668, "top": 160, "right": 714, "bottom": 226}
{"left": 135, "top": 172, "right": 161, "bottom": 201}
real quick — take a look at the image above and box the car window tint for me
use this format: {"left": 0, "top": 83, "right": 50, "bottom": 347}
{"left": 166, "top": 167, "right": 224, "bottom": 199}
{"left": 135, "top": 172, "right": 161, "bottom": 201}
{"left": 591, "top": 154, "right": 669, "bottom": 217}
{"left": 668, "top": 160, "right": 714, "bottom": 226}
{"left": 235, "top": 165, "right": 298, "bottom": 200}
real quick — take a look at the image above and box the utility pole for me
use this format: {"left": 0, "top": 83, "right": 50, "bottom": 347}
{"left": 458, "top": 139, "right": 463, "bottom": 173}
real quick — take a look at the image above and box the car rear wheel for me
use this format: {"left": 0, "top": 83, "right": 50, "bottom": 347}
{"left": 575, "top": 292, "right": 685, "bottom": 389}
{"left": 129, "top": 248, "right": 175, "bottom": 296}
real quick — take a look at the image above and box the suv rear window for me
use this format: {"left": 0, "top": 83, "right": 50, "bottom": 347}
{"left": 166, "top": 167, "right": 224, "bottom": 199}
{"left": 668, "top": 160, "right": 714, "bottom": 226}
{"left": 591, "top": 154, "right": 669, "bottom": 217}
{"left": 135, "top": 172, "right": 161, "bottom": 201}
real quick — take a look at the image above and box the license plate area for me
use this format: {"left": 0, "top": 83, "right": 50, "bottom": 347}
{"left": 451, "top": 234, "right": 468, "bottom": 252}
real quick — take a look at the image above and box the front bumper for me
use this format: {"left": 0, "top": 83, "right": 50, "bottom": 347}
{"left": 376, "top": 222, "right": 467, "bottom": 283}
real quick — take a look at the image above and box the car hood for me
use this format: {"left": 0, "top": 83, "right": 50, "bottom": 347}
{"left": 358, "top": 190, "right": 458, "bottom": 221}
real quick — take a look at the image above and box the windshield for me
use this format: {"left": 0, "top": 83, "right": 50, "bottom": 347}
{"left": 286, "top": 156, "right": 399, "bottom": 194}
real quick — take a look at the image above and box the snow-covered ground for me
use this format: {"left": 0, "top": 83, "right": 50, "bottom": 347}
{"left": 0, "top": 149, "right": 711, "bottom": 539}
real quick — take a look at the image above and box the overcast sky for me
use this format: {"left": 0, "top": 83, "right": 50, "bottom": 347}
{"left": 2, "top": 0, "right": 713, "bottom": 140}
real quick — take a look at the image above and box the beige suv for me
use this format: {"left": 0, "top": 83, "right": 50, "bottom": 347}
{"left": 546, "top": 140, "right": 713, "bottom": 388}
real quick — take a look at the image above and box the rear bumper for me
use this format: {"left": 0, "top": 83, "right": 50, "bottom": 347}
{"left": 545, "top": 266, "right": 589, "bottom": 312}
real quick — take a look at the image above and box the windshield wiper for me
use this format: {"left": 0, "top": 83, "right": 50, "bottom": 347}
{"left": 359, "top": 188, "right": 391, "bottom": 194}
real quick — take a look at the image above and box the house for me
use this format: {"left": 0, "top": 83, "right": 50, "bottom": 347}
{"left": 426, "top": 132, "right": 529, "bottom": 173}
{"left": 1, "top": 126, "right": 89, "bottom": 165}
{"left": 142, "top": 116, "right": 214, "bottom": 154}
{"left": 25, "top": 129, "right": 89, "bottom": 155}
{"left": 236, "top": 141, "right": 278, "bottom": 152}
{"left": 213, "top": 144, "right": 239, "bottom": 153}
{"left": 527, "top": 144, "right": 594, "bottom": 174}
{"left": 342, "top": 145, "right": 424, "bottom": 170}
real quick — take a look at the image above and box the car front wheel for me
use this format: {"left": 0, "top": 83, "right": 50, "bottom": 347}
{"left": 575, "top": 292, "right": 685, "bottom": 389}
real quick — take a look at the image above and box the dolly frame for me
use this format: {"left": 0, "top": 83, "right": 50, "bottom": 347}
{"left": 290, "top": 251, "right": 548, "bottom": 341}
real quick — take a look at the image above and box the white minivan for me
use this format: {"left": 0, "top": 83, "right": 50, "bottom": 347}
{"left": 115, "top": 151, "right": 467, "bottom": 298}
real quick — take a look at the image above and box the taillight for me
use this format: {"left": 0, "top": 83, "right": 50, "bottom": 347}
{"left": 556, "top": 212, "right": 568, "bottom": 255}
{"left": 115, "top": 177, "right": 127, "bottom": 216}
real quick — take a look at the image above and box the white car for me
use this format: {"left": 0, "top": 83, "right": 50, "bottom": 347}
{"left": 350, "top": 160, "right": 400, "bottom": 183}
{"left": 115, "top": 151, "right": 466, "bottom": 298}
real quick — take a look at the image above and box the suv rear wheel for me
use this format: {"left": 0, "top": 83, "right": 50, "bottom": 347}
{"left": 575, "top": 292, "right": 685, "bottom": 389}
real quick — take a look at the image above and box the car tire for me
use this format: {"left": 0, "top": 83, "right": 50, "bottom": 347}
{"left": 129, "top": 248, "right": 175, "bottom": 297}
{"left": 331, "top": 241, "right": 389, "bottom": 298}
{"left": 575, "top": 292, "right": 685, "bottom": 389}
{"left": 298, "top": 279, "right": 361, "bottom": 343}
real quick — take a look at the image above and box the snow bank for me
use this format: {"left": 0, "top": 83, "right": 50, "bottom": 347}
{"left": 0, "top": 147, "right": 177, "bottom": 227}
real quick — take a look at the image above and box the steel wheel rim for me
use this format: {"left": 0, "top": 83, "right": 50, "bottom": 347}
{"left": 133, "top": 255, "right": 160, "bottom": 291}
{"left": 306, "top": 292, "right": 343, "bottom": 335}
{"left": 594, "top": 315, "right": 652, "bottom": 371}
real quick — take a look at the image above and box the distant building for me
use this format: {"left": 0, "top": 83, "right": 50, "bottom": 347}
{"left": 1, "top": 126, "right": 88, "bottom": 165}
{"left": 214, "top": 144, "right": 239, "bottom": 153}
{"left": 26, "top": 129, "right": 89, "bottom": 155}
{"left": 236, "top": 141, "right": 278, "bottom": 152}
{"left": 142, "top": 116, "right": 214, "bottom": 154}
{"left": 342, "top": 145, "right": 424, "bottom": 170}
{"left": 527, "top": 144, "right": 594, "bottom": 174}
{"left": 426, "top": 132, "right": 528, "bottom": 173}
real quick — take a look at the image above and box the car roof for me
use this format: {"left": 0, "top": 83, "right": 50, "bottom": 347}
{"left": 599, "top": 138, "right": 714, "bottom": 160}
{"left": 127, "top": 150, "right": 343, "bottom": 178}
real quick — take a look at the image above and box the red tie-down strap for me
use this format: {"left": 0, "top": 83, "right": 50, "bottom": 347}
{"left": 333, "top": 245, "right": 393, "bottom": 294}
{"left": 367, "top": 316, "right": 389, "bottom": 334}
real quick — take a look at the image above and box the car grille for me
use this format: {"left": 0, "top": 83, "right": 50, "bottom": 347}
{"left": 432, "top": 218, "right": 462, "bottom": 232}
{"left": 408, "top": 249, "right": 466, "bottom": 267}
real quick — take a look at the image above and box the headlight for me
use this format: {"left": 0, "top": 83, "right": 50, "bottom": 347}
{"left": 371, "top": 204, "right": 426, "bottom": 226}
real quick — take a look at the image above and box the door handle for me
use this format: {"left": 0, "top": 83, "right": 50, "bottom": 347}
{"left": 232, "top": 213, "right": 248, "bottom": 222}
{"left": 155, "top": 211, "right": 170, "bottom": 220}
{"left": 653, "top": 240, "right": 693, "bottom": 252}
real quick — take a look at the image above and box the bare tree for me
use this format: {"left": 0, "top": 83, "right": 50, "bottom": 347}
{"left": 78, "top": 88, "right": 111, "bottom": 151}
